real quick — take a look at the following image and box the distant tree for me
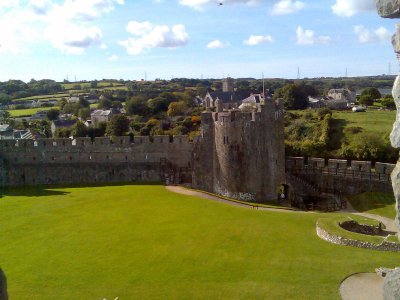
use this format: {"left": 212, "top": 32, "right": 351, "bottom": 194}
{"left": 0, "top": 110, "right": 10, "bottom": 123}
{"left": 98, "top": 98, "right": 113, "bottom": 110}
{"left": 361, "top": 87, "right": 381, "bottom": 100}
{"left": 112, "top": 101, "right": 123, "bottom": 109}
{"left": 78, "top": 108, "right": 91, "bottom": 120}
{"left": 71, "top": 121, "right": 87, "bottom": 137}
{"left": 46, "top": 109, "right": 60, "bottom": 121}
{"left": 126, "top": 96, "right": 150, "bottom": 116}
{"left": 0, "top": 93, "right": 11, "bottom": 105}
{"left": 78, "top": 97, "right": 90, "bottom": 108}
{"left": 381, "top": 95, "right": 395, "bottom": 109}
{"left": 106, "top": 115, "right": 129, "bottom": 136}
{"left": 55, "top": 127, "right": 71, "bottom": 138}
{"left": 62, "top": 103, "right": 80, "bottom": 115}
{"left": 359, "top": 95, "right": 374, "bottom": 106}
{"left": 90, "top": 80, "right": 98, "bottom": 88}
{"left": 147, "top": 96, "right": 171, "bottom": 114}
{"left": 274, "top": 84, "right": 308, "bottom": 110}
{"left": 167, "top": 101, "right": 187, "bottom": 117}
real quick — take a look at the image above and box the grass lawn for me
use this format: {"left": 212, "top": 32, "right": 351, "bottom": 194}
{"left": 347, "top": 192, "right": 396, "bottom": 219}
{"left": 332, "top": 110, "right": 396, "bottom": 143}
{"left": 7, "top": 106, "right": 59, "bottom": 117}
{"left": 1, "top": 185, "right": 399, "bottom": 299}
{"left": 318, "top": 214, "right": 395, "bottom": 245}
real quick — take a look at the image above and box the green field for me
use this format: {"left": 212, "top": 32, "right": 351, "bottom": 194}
{"left": 347, "top": 192, "right": 396, "bottom": 219}
{"left": 330, "top": 110, "right": 396, "bottom": 152}
{"left": 13, "top": 93, "right": 70, "bottom": 102}
{"left": 7, "top": 106, "right": 59, "bottom": 118}
{"left": 0, "top": 185, "right": 399, "bottom": 299}
{"left": 332, "top": 110, "right": 396, "bottom": 137}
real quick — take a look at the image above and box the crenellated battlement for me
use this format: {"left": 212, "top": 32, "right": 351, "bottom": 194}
{"left": 0, "top": 135, "right": 197, "bottom": 187}
{"left": 286, "top": 157, "right": 395, "bottom": 175}
{"left": 0, "top": 135, "right": 197, "bottom": 152}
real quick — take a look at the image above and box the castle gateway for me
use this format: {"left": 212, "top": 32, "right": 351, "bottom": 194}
{"left": 0, "top": 99, "right": 285, "bottom": 203}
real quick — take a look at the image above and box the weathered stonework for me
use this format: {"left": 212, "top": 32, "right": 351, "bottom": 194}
{"left": 0, "top": 269, "right": 7, "bottom": 300}
{"left": 316, "top": 222, "right": 400, "bottom": 252}
{"left": 192, "top": 100, "right": 285, "bottom": 202}
{"left": 0, "top": 102, "right": 285, "bottom": 204}
{"left": 0, "top": 136, "right": 195, "bottom": 187}
{"left": 376, "top": 0, "right": 400, "bottom": 298}
{"left": 286, "top": 157, "right": 394, "bottom": 195}
{"left": 377, "top": 0, "right": 400, "bottom": 18}
{"left": 383, "top": 268, "right": 400, "bottom": 300}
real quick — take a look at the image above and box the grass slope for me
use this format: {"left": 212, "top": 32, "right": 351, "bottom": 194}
{"left": 332, "top": 110, "right": 396, "bottom": 144}
{"left": 347, "top": 192, "right": 396, "bottom": 219}
{"left": 0, "top": 185, "right": 399, "bottom": 299}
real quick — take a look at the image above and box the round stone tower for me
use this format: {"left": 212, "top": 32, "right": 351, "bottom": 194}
{"left": 192, "top": 99, "right": 285, "bottom": 202}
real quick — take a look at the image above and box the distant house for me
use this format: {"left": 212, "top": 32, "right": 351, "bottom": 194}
{"left": 0, "top": 125, "right": 40, "bottom": 140}
{"left": 31, "top": 110, "right": 49, "bottom": 121}
{"left": 202, "top": 91, "right": 250, "bottom": 110}
{"left": 238, "top": 94, "right": 265, "bottom": 111}
{"left": 84, "top": 94, "right": 99, "bottom": 104}
{"left": 91, "top": 109, "right": 114, "bottom": 124}
{"left": 308, "top": 96, "right": 348, "bottom": 110}
{"left": 0, "top": 124, "right": 13, "bottom": 139}
{"left": 327, "top": 88, "right": 356, "bottom": 104}
{"left": 67, "top": 96, "right": 80, "bottom": 103}
{"left": 51, "top": 120, "right": 77, "bottom": 136}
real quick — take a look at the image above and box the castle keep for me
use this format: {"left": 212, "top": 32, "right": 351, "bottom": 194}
{"left": 0, "top": 99, "right": 285, "bottom": 203}
{"left": 192, "top": 99, "right": 285, "bottom": 202}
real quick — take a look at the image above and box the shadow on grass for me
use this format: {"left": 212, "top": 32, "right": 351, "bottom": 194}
{"left": 347, "top": 192, "right": 395, "bottom": 215}
{"left": 0, "top": 182, "right": 164, "bottom": 198}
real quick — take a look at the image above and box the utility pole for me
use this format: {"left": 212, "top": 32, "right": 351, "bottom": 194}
{"left": 297, "top": 67, "right": 300, "bottom": 80}
{"left": 262, "top": 72, "right": 265, "bottom": 96}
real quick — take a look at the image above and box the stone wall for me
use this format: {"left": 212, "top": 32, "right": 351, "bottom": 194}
{"left": 316, "top": 222, "right": 400, "bottom": 252}
{"left": 286, "top": 157, "right": 394, "bottom": 195}
{"left": 0, "top": 135, "right": 195, "bottom": 187}
{"left": 192, "top": 100, "right": 285, "bottom": 202}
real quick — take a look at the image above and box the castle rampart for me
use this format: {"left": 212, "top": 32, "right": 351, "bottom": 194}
{"left": 286, "top": 157, "right": 395, "bottom": 195}
{"left": 0, "top": 135, "right": 195, "bottom": 187}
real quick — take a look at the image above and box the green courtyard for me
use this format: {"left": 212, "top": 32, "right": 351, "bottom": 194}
{"left": 0, "top": 184, "right": 399, "bottom": 299}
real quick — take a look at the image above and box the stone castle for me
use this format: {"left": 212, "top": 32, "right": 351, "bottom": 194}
{"left": 0, "top": 98, "right": 285, "bottom": 203}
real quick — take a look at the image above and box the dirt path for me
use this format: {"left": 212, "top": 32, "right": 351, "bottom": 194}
{"left": 340, "top": 273, "right": 384, "bottom": 300}
{"left": 165, "top": 186, "right": 300, "bottom": 213}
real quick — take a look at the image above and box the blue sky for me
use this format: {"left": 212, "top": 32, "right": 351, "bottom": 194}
{"left": 0, "top": 0, "right": 397, "bottom": 81}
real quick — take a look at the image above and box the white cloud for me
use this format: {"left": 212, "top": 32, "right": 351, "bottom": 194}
{"left": 354, "top": 25, "right": 391, "bottom": 43}
{"left": 244, "top": 35, "right": 274, "bottom": 45}
{"left": 207, "top": 39, "right": 230, "bottom": 49}
{"left": 108, "top": 54, "right": 119, "bottom": 61}
{"left": 0, "top": 0, "right": 124, "bottom": 55}
{"left": 45, "top": 23, "right": 103, "bottom": 55}
{"left": 332, "top": 0, "right": 375, "bottom": 17}
{"left": 271, "top": 0, "right": 304, "bottom": 15}
{"left": 179, "top": 0, "right": 259, "bottom": 10}
{"left": 119, "top": 21, "right": 189, "bottom": 55}
{"left": 296, "top": 26, "right": 331, "bottom": 45}
{"left": 29, "top": 0, "right": 52, "bottom": 15}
